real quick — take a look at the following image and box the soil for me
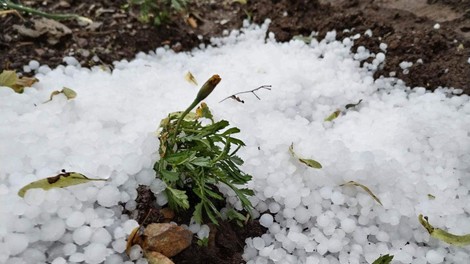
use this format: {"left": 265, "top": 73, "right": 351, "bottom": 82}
{"left": 2, "top": 0, "right": 470, "bottom": 263}
{"left": 124, "top": 186, "right": 267, "bottom": 264}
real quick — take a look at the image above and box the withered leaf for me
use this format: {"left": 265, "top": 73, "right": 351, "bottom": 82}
{"left": 289, "top": 143, "right": 322, "bottom": 169}
{"left": 18, "top": 171, "right": 106, "bottom": 198}
{"left": 340, "top": 181, "right": 383, "bottom": 206}
{"left": 44, "top": 87, "right": 77, "bottom": 103}
{"left": 0, "top": 70, "right": 38, "bottom": 93}
{"left": 324, "top": 110, "right": 341, "bottom": 122}
{"left": 184, "top": 71, "right": 198, "bottom": 86}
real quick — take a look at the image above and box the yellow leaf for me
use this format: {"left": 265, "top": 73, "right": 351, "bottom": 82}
{"left": 289, "top": 143, "right": 322, "bottom": 169}
{"left": 0, "top": 70, "right": 38, "bottom": 93}
{"left": 62, "top": 87, "right": 77, "bottom": 99}
{"left": 324, "top": 110, "right": 340, "bottom": 122}
{"left": 184, "top": 71, "right": 198, "bottom": 86}
{"left": 18, "top": 170, "right": 106, "bottom": 197}
{"left": 195, "top": 102, "right": 213, "bottom": 121}
{"left": 0, "top": 70, "right": 18, "bottom": 87}
{"left": 44, "top": 87, "right": 77, "bottom": 103}
{"left": 340, "top": 181, "right": 383, "bottom": 206}
{"left": 186, "top": 16, "right": 197, "bottom": 29}
{"left": 15, "top": 76, "right": 38, "bottom": 88}
{"left": 126, "top": 226, "right": 144, "bottom": 256}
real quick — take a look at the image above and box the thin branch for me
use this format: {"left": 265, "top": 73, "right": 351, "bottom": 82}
{"left": 219, "top": 85, "right": 272, "bottom": 103}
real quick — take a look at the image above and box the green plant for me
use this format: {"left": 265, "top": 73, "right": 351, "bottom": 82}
{"left": 154, "top": 75, "right": 254, "bottom": 225}
{"left": 196, "top": 237, "right": 209, "bottom": 247}
{"left": 128, "top": 0, "right": 188, "bottom": 25}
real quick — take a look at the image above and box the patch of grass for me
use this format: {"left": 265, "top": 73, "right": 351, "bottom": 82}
{"left": 127, "top": 0, "right": 189, "bottom": 25}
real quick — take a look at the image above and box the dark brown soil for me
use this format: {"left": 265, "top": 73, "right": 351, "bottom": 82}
{"left": 3, "top": 0, "right": 470, "bottom": 262}
{"left": 125, "top": 186, "right": 266, "bottom": 264}
{"left": 2, "top": 0, "right": 470, "bottom": 93}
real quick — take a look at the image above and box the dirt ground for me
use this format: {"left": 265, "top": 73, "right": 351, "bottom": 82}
{"left": 2, "top": 0, "right": 470, "bottom": 263}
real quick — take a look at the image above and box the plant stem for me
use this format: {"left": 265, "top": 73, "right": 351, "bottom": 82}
{"left": 173, "top": 74, "right": 221, "bottom": 141}
{"left": 2, "top": 0, "right": 92, "bottom": 23}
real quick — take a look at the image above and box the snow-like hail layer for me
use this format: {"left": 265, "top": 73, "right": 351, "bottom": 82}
{"left": 1, "top": 20, "right": 470, "bottom": 264}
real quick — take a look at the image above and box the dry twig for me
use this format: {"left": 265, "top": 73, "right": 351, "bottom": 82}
{"left": 219, "top": 85, "right": 272, "bottom": 103}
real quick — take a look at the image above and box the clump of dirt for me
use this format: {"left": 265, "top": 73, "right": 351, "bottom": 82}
{"left": 124, "top": 186, "right": 266, "bottom": 264}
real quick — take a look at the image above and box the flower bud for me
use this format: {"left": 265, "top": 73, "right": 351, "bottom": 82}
{"left": 195, "top": 74, "right": 221, "bottom": 103}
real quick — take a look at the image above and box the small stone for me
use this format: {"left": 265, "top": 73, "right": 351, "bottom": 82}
{"left": 143, "top": 223, "right": 192, "bottom": 257}
{"left": 145, "top": 251, "right": 175, "bottom": 264}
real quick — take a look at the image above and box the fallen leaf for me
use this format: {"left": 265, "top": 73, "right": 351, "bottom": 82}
{"left": 184, "top": 71, "right": 198, "bottom": 86}
{"left": 289, "top": 143, "right": 322, "bottom": 169}
{"left": 44, "top": 87, "right": 77, "bottom": 103}
{"left": 324, "top": 110, "right": 341, "bottom": 122}
{"left": 372, "top": 254, "right": 394, "bottom": 264}
{"left": 18, "top": 170, "right": 106, "bottom": 198}
{"left": 345, "top": 99, "right": 363, "bottom": 109}
{"left": 340, "top": 181, "right": 383, "bottom": 206}
{"left": 13, "top": 18, "right": 72, "bottom": 45}
{"left": 292, "top": 35, "right": 313, "bottom": 44}
{"left": 126, "top": 226, "right": 145, "bottom": 256}
{"left": 186, "top": 16, "right": 197, "bottom": 28}
{"left": 419, "top": 214, "right": 470, "bottom": 246}
{"left": 144, "top": 251, "right": 175, "bottom": 264}
{"left": 0, "top": 70, "right": 38, "bottom": 93}
{"left": 0, "top": 70, "right": 17, "bottom": 87}
{"left": 0, "top": 10, "right": 24, "bottom": 20}
{"left": 233, "top": 0, "right": 247, "bottom": 4}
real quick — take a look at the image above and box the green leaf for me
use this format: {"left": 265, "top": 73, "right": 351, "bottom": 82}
{"left": 159, "top": 169, "right": 180, "bottom": 183}
{"left": 18, "top": 171, "right": 106, "bottom": 197}
{"left": 204, "top": 188, "right": 224, "bottom": 200}
{"left": 200, "top": 120, "right": 230, "bottom": 137}
{"left": 221, "top": 127, "right": 241, "bottom": 136}
{"left": 196, "top": 237, "right": 209, "bottom": 247}
{"left": 203, "top": 202, "right": 219, "bottom": 225}
{"left": 191, "top": 156, "right": 212, "bottom": 167}
{"left": 193, "top": 203, "right": 203, "bottom": 224}
{"left": 166, "top": 187, "right": 189, "bottom": 210}
{"left": 165, "top": 151, "right": 196, "bottom": 165}
{"left": 230, "top": 156, "right": 244, "bottom": 165}
{"left": 340, "top": 181, "right": 383, "bottom": 206}
{"left": 226, "top": 208, "right": 248, "bottom": 227}
{"left": 418, "top": 214, "right": 470, "bottom": 246}
{"left": 324, "top": 110, "right": 341, "bottom": 122}
{"left": 372, "top": 254, "right": 394, "bottom": 264}
{"left": 289, "top": 143, "right": 322, "bottom": 169}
